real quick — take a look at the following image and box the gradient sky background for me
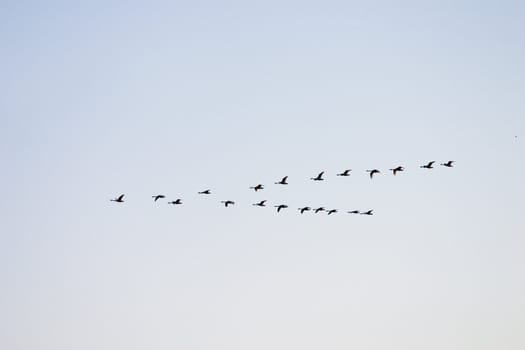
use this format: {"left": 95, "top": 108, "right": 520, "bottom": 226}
{"left": 1, "top": 1, "right": 525, "bottom": 349}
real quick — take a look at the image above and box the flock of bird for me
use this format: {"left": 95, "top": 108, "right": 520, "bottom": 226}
{"left": 110, "top": 160, "right": 455, "bottom": 216}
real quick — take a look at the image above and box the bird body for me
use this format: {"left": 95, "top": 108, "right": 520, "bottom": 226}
{"left": 347, "top": 210, "right": 359, "bottom": 214}
{"left": 361, "top": 210, "right": 373, "bottom": 215}
{"left": 298, "top": 206, "right": 311, "bottom": 214}
{"left": 198, "top": 189, "right": 211, "bottom": 194}
{"left": 310, "top": 171, "right": 325, "bottom": 181}
{"left": 221, "top": 200, "right": 235, "bottom": 207}
{"left": 168, "top": 199, "right": 182, "bottom": 205}
{"left": 275, "top": 176, "right": 289, "bottom": 185}
{"left": 327, "top": 209, "right": 338, "bottom": 215}
{"left": 420, "top": 161, "right": 435, "bottom": 169}
{"left": 274, "top": 204, "right": 288, "bottom": 213}
{"left": 111, "top": 194, "right": 125, "bottom": 203}
{"left": 337, "top": 169, "right": 352, "bottom": 176}
{"left": 253, "top": 200, "right": 267, "bottom": 207}
{"left": 390, "top": 166, "right": 404, "bottom": 175}
{"left": 366, "top": 169, "right": 380, "bottom": 179}
{"left": 250, "top": 184, "right": 264, "bottom": 191}
{"left": 441, "top": 161, "right": 455, "bottom": 167}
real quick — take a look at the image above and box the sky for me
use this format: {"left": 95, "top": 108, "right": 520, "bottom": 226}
{"left": 1, "top": 1, "right": 525, "bottom": 349}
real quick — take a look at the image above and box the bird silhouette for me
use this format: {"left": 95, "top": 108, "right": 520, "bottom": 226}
{"left": 152, "top": 195, "right": 165, "bottom": 202}
{"left": 275, "top": 176, "right": 289, "bottom": 185}
{"left": 253, "top": 200, "right": 267, "bottom": 207}
{"left": 337, "top": 169, "right": 352, "bottom": 176}
{"left": 198, "top": 189, "right": 211, "bottom": 194}
{"left": 420, "top": 161, "right": 435, "bottom": 169}
{"left": 389, "top": 166, "right": 404, "bottom": 175}
{"left": 347, "top": 210, "right": 359, "bottom": 214}
{"left": 221, "top": 200, "right": 235, "bottom": 207}
{"left": 298, "top": 206, "right": 311, "bottom": 214}
{"left": 441, "top": 160, "right": 455, "bottom": 167}
{"left": 366, "top": 169, "right": 380, "bottom": 179}
{"left": 274, "top": 204, "right": 288, "bottom": 213}
{"left": 249, "top": 184, "right": 264, "bottom": 191}
{"left": 314, "top": 207, "right": 325, "bottom": 214}
{"left": 360, "top": 210, "right": 373, "bottom": 215}
{"left": 110, "top": 194, "right": 125, "bottom": 203}
{"left": 310, "top": 171, "right": 325, "bottom": 181}
{"left": 327, "top": 209, "right": 338, "bottom": 215}
{"left": 168, "top": 199, "right": 182, "bottom": 205}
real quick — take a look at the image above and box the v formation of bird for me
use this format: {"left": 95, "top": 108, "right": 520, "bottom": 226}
{"left": 110, "top": 161, "right": 455, "bottom": 216}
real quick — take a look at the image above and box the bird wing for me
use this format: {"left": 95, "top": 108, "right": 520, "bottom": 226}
{"left": 117, "top": 194, "right": 124, "bottom": 201}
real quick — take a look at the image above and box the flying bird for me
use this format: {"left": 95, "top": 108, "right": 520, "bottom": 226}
{"left": 168, "top": 199, "right": 182, "bottom": 205}
{"left": 440, "top": 160, "right": 455, "bottom": 167}
{"left": 275, "top": 176, "right": 289, "bottom": 185}
{"left": 389, "top": 166, "right": 404, "bottom": 175}
{"left": 314, "top": 207, "right": 325, "bottom": 214}
{"left": 110, "top": 194, "right": 125, "bottom": 203}
{"left": 347, "top": 210, "right": 359, "bottom": 214}
{"left": 360, "top": 210, "right": 373, "bottom": 215}
{"left": 152, "top": 195, "right": 165, "bottom": 202}
{"left": 366, "top": 169, "right": 380, "bottom": 179}
{"left": 310, "top": 171, "right": 325, "bottom": 181}
{"left": 249, "top": 184, "right": 264, "bottom": 191}
{"left": 337, "top": 169, "right": 352, "bottom": 176}
{"left": 221, "top": 200, "right": 235, "bottom": 207}
{"left": 327, "top": 209, "right": 338, "bottom": 215}
{"left": 298, "top": 206, "right": 311, "bottom": 214}
{"left": 253, "top": 200, "right": 267, "bottom": 207}
{"left": 274, "top": 204, "right": 288, "bottom": 213}
{"left": 420, "top": 161, "right": 435, "bottom": 169}
{"left": 198, "top": 189, "right": 211, "bottom": 194}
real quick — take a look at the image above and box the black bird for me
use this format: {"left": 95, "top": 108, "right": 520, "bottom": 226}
{"left": 441, "top": 160, "right": 455, "bottom": 167}
{"left": 347, "top": 210, "right": 359, "bottom": 214}
{"left": 249, "top": 184, "right": 264, "bottom": 191}
{"left": 337, "top": 169, "right": 352, "bottom": 176}
{"left": 152, "top": 195, "right": 165, "bottom": 202}
{"left": 360, "top": 210, "right": 373, "bottom": 215}
{"left": 198, "top": 189, "right": 211, "bottom": 194}
{"left": 274, "top": 204, "right": 288, "bottom": 213}
{"left": 168, "top": 199, "right": 182, "bottom": 205}
{"left": 314, "top": 207, "right": 325, "bottom": 214}
{"left": 310, "top": 171, "right": 325, "bottom": 181}
{"left": 366, "top": 169, "right": 380, "bottom": 179}
{"left": 298, "top": 206, "right": 311, "bottom": 214}
{"left": 420, "top": 161, "right": 435, "bottom": 169}
{"left": 253, "top": 200, "right": 267, "bottom": 207}
{"left": 275, "top": 176, "right": 289, "bottom": 185}
{"left": 389, "top": 166, "right": 404, "bottom": 175}
{"left": 221, "top": 200, "right": 235, "bottom": 207}
{"left": 327, "top": 209, "right": 338, "bottom": 215}
{"left": 110, "top": 194, "right": 125, "bottom": 203}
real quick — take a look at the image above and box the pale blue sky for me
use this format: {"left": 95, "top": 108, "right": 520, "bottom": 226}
{"left": 1, "top": 1, "right": 525, "bottom": 349}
